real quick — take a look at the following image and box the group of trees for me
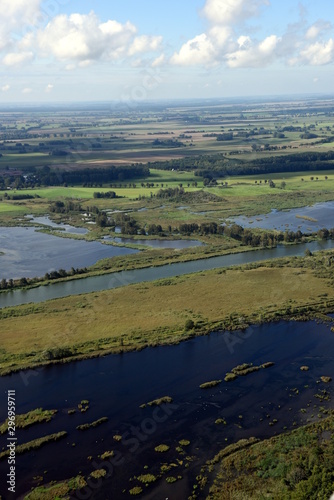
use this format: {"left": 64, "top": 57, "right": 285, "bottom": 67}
{"left": 0, "top": 266, "right": 88, "bottom": 291}
{"left": 49, "top": 200, "right": 82, "bottom": 213}
{"left": 152, "top": 139, "right": 185, "bottom": 148}
{"left": 176, "top": 221, "right": 334, "bottom": 247}
{"left": 156, "top": 187, "right": 185, "bottom": 199}
{"left": 93, "top": 191, "right": 118, "bottom": 199}
{"left": 0, "top": 165, "right": 150, "bottom": 190}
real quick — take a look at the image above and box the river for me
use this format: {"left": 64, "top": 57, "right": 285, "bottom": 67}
{"left": 1, "top": 238, "right": 334, "bottom": 309}
{"left": 0, "top": 320, "right": 333, "bottom": 499}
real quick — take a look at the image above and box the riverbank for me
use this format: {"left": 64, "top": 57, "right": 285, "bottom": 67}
{"left": 1, "top": 250, "right": 333, "bottom": 375}
{"left": 198, "top": 412, "right": 334, "bottom": 499}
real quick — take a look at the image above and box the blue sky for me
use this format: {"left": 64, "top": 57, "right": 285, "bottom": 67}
{"left": 0, "top": 0, "right": 333, "bottom": 102}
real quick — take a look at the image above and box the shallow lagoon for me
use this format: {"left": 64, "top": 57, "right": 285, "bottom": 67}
{"left": 229, "top": 201, "right": 334, "bottom": 232}
{"left": 26, "top": 215, "right": 89, "bottom": 235}
{"left": 0, "top": 226, "right": 137, "bottom": 280}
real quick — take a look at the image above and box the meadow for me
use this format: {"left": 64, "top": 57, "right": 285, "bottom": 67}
{"left": 0, "top": 251, "right": 333, "bottom": 374}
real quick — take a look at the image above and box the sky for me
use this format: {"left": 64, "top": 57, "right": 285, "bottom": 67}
{"left": 0, "top": 0, "right": 334, "bottom": 102}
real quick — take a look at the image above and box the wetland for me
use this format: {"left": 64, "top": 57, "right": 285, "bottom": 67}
{"left": 1, "top": 97, "right": 334, "bottom": 499}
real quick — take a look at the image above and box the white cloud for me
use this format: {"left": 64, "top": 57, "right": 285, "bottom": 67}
{"left": 0, "top": 0, "right": 41, "bottom": 29}
{"left": 171, "top": 0, "right": 334, "bottom": 69}
{"left": 152, "top": 54, "right": 165, "bottom": 67}
{"left": 299, "top": 39, "right": 334, "bottom": 65}
{"left": 202, "top": 0, "right": 270, "bottom": 26}
{"left": 209, "top": 25, "right": 233, "bottom": 48}
{"left": 226, "top": 35, "right": 280, "bottom": 68}
{"left": 171, "top": 33, "right": 216, "bottom": 66}
{"left": 128, "top": 35, "right": 162, "bottom": 56}
{"left": 22, "top": 87, "right": 32, "bottom": 94}
{"left": 1, "top": 84, "right": 10, "bottom": 92}
{"left": 3, "top": 51, "right": 34, "bottom": 66}
{"left": 36, "top": 12, "right": 162, "bottom": 64}
{"left": 45, "top": 84, "right": 54, "bottom": 93}
{"left": 0, "top": 0, "right": 41, "bottom": 52}
{"left": 306, "top": 20, "right": 332, "bottom": 40}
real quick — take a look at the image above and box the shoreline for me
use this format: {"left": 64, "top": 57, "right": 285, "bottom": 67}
{"left": 1, "top": 305, "right": 333, "bottom": 377}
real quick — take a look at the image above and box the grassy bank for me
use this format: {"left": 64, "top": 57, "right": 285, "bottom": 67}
{"left": 196, "top": 413, "right": 334, "bottom": 499}
{"left": 0, "top": 251, "right": 333, "bottom": 375}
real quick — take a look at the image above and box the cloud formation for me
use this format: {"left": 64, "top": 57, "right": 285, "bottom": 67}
{"left": 0, "top": 7, "right": 163, "bottom": 69}
{"left": 171, "top": 0, "right": 334, "bottom": 68}
{"left": 1, "top": 0, "right": 334, "bottom": 75}
{"left": 226, "top": 35, "right": 280, "bottom": 68}
{"left": 299, "top": 39, "right": 334, "bottom": 66}
{"left": 37, "top": 13, "right": 138, "bottom": 62}
{"left": 202, "top": 0, "right": 269, "bottom": 25}
{"left": 0, "top": 0, "right": 41, "bottom": 52}
{"left": 3, "top": 51, "right": 34, "bottom": 66}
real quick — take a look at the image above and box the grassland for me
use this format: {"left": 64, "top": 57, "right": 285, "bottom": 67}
{"left": 0, "top": 251, "right": 333, "bottom": 374}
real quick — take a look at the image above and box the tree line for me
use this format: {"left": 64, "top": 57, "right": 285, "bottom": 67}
{"left": 146, "top": 151, "right": 334, "bottom": 179}
{"left": 0, "top": 164, "right": 150, "bottom": 189}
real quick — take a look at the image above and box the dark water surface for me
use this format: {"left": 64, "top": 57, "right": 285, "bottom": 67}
{"left": 0, "top": 320, "right": 333, "bottom": 499}
{"left": 1, "top": 238, "right": 334, "bottom": 309}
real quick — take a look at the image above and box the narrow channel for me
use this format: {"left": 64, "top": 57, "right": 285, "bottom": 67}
{"left": 1, "top": 239, "right": 333, "bottom": 308}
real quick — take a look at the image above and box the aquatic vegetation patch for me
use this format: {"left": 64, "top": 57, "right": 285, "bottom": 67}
{"left": 140, "top": 396, "right": 173, "bottom": 408}
{"left": 78, "top": 400, "right": 90, "bottom": 412}
{"left": 155, "top": 444, "right": 170, "bottom": 453}
{"left": 136, "top": 474, "right": 157, "bottom": 484}
{"left": 224, "top": 373, "right": 237, "bottom": 382}
{"left": 129, "top": 486, "right": 143, "bottom": 495}
{"left": 100, "top": 450, "right": 114, "bottom": 460}
{"left": 0, "top": 408, "right": 57, "bottom": 434}
{"left": 215, "top": 418, "right": 227, "bottom": 425}
{"left": 76, "top": 417, "right": 108, "bottom": 431}
{"left": 226, "top": 361, "right": 275, "bottom": 381}
{"left": 90, "top": 469, "right": 107, "bottom": 479}
{"left": 0, "top": 431, "right": 67, "bottom": 460}
{"left": 199, "top": 380, "right": 222, "bottom": 389}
